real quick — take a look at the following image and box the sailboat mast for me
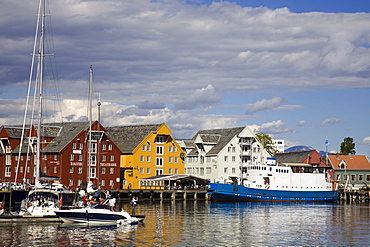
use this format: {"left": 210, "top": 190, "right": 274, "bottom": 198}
{"left": 88, "top": 65, "right": 93, "bottom": 182}
{"left": 35, "top": 0, "right": 46, "bottom": 187}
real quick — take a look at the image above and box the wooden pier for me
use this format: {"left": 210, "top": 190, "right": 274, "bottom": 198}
{"left": 339, "top": 190, "right": 370, "bottom": 203}
{"left": 110, "top": 189, "right": 211, "bottom": 202}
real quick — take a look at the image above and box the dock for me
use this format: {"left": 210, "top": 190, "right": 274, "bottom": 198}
{"left": 110, "top": 189, "right": 211, "bottom": 202}
{"left": 339, "top": 190, "right": 370, "bottom": 203}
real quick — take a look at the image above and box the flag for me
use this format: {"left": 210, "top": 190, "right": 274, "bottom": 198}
{"left": 325, "top": 137, "right": 330, "bottom": 146}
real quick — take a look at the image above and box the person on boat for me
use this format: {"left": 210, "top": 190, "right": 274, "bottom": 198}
{"left": 109, "top": 197, "right": 116, "bottom": 211}
{"left": 131, "top": 197, "right": 137, "bottom": 215}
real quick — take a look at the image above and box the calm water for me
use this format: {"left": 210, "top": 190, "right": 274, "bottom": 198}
{"left": 1, "top": 201, "right": 370, "bottom": 246}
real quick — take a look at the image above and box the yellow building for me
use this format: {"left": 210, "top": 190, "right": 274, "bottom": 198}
{"left": 106, "top": 123, "right": 185, "bottom": 189}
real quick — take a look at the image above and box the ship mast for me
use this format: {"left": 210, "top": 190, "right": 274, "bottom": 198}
{"left": 35, "top": 0, "right": 46, "bottom": 188}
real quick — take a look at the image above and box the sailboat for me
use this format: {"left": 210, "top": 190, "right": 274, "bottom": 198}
{"left": 54, "top": 66, "right": 139, "bottom": 225}
{"left": 18, "top": 0, "right": 62, "bottom": 217}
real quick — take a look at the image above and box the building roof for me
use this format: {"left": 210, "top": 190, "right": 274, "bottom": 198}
{"left": 41, "top": 122, "right": 91, "bottom": 153}
{"left": 191, "top": 126, "right": 245, "bottom": 156}
{"left": 106, "top": 124, "right": 162, "bottom": 153}
{"left": 328, "top": 155, "right": 370, "bottom": 170}
{"left": 274, "top": 150, "right": 315, "bottom": 164}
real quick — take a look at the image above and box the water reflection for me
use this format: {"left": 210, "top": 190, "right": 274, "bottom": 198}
{"left": 1, "top": 201, "right": 370, "bottom": 246}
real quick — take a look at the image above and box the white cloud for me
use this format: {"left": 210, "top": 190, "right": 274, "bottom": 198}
{"left": 246, "top": 97, "right": 285, "bottom": 114}
{"left": 320, "top": 117, "right": 341, "bottom": 126}
{"left": 363, "top": 137, "right": 370, "bottom": 145}
{"left": 297, "top": 120, "right": 308, "bottom": 127}
{"left": 175, "top": 84, "right": 221, "bottom": 110}
{"left": 258, "top": 120, "right": 295, "bottom": 134}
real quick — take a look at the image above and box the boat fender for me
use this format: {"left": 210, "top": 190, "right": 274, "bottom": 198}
{"left": 265, "top": 185, "right": 270, "bottom": 189}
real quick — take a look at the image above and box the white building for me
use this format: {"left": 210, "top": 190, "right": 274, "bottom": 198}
{"left": 272, "top": 139, "right": 285, "bottom": 153}
{"left": 182, "top": 126, "right": 271, "bottom": 184}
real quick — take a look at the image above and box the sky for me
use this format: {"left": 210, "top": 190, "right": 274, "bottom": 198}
{"left": 0, "top": 0, "right": 369, "bottom": 156}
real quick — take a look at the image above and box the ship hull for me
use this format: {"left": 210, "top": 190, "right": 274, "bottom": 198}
{"left": 208, "top": 183, "right": 338, "bottom": 202}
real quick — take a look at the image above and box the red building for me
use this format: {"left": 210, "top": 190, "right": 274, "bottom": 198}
{"left": 0, "top": 121, "right": 122, "bottom": 189}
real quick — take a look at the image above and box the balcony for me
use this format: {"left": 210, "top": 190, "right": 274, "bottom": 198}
{"left": 241, "top": 161, "right": 251, "bottom": 167}
{"left": 241, "top": 150, "right": 251, "bottom": 156}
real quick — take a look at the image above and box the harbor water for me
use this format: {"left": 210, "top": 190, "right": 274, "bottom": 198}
{"left": 1, "top": 201, "right": 370, "bottom": 246}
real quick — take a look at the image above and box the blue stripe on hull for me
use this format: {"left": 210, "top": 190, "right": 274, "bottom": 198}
{"left": 208, "top": 183, "right": 338, "bottom": 202}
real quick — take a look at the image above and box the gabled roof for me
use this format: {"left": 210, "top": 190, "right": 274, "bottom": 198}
{"left": 274, "top": 150, "right": 315, "bottom": 164}
{"left": 106, "top": 124, "right": 162, "bottom": 154}
{"left": 328, "top": 155, "right": 370, "bottom": 170}
{"left": 191, "top": 126, "right": 245, "bottom": 156}
{"left": 41, "top": 122, "right": 91, "bottom": 153}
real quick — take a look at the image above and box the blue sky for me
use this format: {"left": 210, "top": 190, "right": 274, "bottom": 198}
{"left": 0, "top": 0, "right": 369, "bottom": 156}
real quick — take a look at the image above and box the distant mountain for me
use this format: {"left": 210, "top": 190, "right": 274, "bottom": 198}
{"left": 284, "top": 145, "right": 333, "bottom": 157}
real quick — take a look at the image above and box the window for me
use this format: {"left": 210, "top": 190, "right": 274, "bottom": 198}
{"left": 5, "top": 167, "right": 11, "bottom": 177}
{"left": 232, "top": 156, "right": 236, "bottom": 162}
{"left": 147, "top": 156, "right": 151, "bottom": 162}
{"left": 79, "top": 143, "right": 83, "bottom": 149}
{"left": 169, "top": 146, "right": 172, "bottom": 152}
{"left": 101, "top": 180, "right": 105, "bottom": 186}
{"left": 54, "top": 155, "right": 58, "bottom": 161}
{"left": 70, "top": 154, "right": 74, "bottom": 161}
{"left": 155, "top": 135, "right": 165, "bottom": 143}
{"left": 89, "top": 143, "right": 97, "bottom": 153}
{"left": 156, "top": 157, "right": 163, "bottom": 167}
{"left": 54, "top": 166, "right": 58, "bottom": 174}
{"left": 206, "top": 167, "right": 211, "bottom": 174}
{"left": 359, "top": 174, "right": 364, "bottom": 181}
{"left": 109, "top": 168, "right": 114, "bottom": 174}
{"left": 224, "top": 156, "right": 228, "bottom": 162}
{"left": 72, "top": 143, "right": 76, "bottom": 149}
{"left": 156, "top": 146, "right": 164, "bottom": 155}
{"left": 146, "top": 168, "right": 151, "bottom": 174}
{"left": 175, "top": 157, "right": 178, "bottom": 163}
{"left": 78, "top": 167, "right": 82, "bottom": 174}
{"left": 69, "top": 167, "right": 74, "bottom": 173}
{"left": 109, "top": 180, "right": 114, "bottom": 186}
{"left": 366, "top": 175, "right": 370, "bottom": 181}
{"left": 43, "top": 155, "right": 47, "bottom": 161}
{"left": 20, "top": 166, "right": 24, "bottom": 173}
{"left": 77, "top": 179, "right": 82, "bottom": 187}
{"left": 351, "top": 174, "right": 356, "bottom": 181}
{"left": 89, "top": 167, "right": 96, "bottom": 178}
{"left": 200, "top": 168, "right": 204, "bottom": 175}
{"left": 168, "top": 156, "right": 172, "bottom": 163}
{"left": 140, "top": 167, "right": 144, "bottom": 174}
{"left": 110, "top": 155, "right": 114, "bottom": 161}
{"left": 78, "top": 155, "right": 83, "bottom": 161}
{"left": 69, "top": 179, "right": 73, "bottom": 186}
{"left": 102, "top": 155, "right": 106, "bottom": 162}
{"left": 156, "top": 169, "right": 163, "bottom": 176}
{"left": 232, "top": 168, "right": 236, "bottom": 173}
{"left": 102, "top": 144, "right": 106, "bottom": 150}
{"left": 168, "top": 168, "right": 172, "bottom": 174}
{"left": 174, "top": 168, "right": 178, "bottom": 174}
{"left": 5, "top": 155, "right": 11, "bottom": 165}
{"left": 108, "top": 144, "right": 112, "bottom": 150}
{"left": 224, "top": 167, "right": 228, "bottom": 173}
{"left": 140, "top": 155, "right": 144, "bottom": 162}
{"left": 101, "top": 167, "right": 106, "bottom": 174}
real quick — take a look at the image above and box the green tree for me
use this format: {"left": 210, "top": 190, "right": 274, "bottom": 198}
{"left": 255, "top": 133, "right": 278, "bottom": 156}
{"left": 340, "top": 137, "right": 356, "bottom": 155}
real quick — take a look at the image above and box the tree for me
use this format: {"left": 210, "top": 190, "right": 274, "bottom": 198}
{"left": 255, "top": 133, "right": 278, "bottom": 156}
{"left": 340, "top": 137, "right": 356, "bottom": 155}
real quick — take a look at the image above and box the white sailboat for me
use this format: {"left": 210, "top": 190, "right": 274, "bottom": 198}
{"left": 19, "top": 0, "right": 61, "bottom": 217}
